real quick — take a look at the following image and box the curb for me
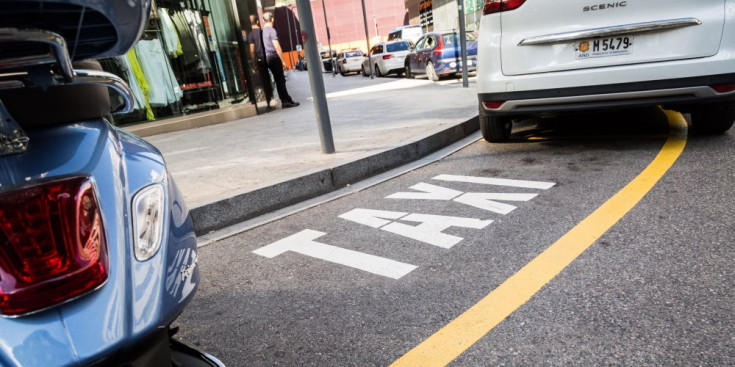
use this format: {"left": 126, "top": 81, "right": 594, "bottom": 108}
{"left": 190, "top": 116, "right": 479, "bottom": 236}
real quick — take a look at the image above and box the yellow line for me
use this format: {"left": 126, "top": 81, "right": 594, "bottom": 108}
{"left": 390, "top": 109, "right": 688, "bottom": 367}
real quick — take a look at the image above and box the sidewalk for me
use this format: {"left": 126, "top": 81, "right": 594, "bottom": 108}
{"left": 140, "top": 71, "right": 479, "bottom": 235}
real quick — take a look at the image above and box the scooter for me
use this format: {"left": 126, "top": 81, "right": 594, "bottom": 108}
{"left": 0, "top": 1, "right": 223, "bottom": 366}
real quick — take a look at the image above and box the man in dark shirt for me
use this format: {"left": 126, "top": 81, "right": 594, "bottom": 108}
{"left": 250, "top": 12, "right": 299, "bottom": 108}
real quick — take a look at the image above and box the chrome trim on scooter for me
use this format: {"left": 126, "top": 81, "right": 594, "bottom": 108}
{"left": 0, "top": 28, "right": 75, "bottom": 81}
{"left": 518, "top": 18, "right": 702, "bottom": 46}
{"left": 73, "top": 69, "right": 135, "bottom": 114}
{"left": 0, "top": 28, "right": 135, "bottom": 114}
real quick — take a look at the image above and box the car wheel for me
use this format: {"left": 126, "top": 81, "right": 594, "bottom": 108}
{"left": 361, "top": 65, "right": 368, "bottom": 77}
{"left": 426, "top": 62, "right": 439, "bottom": 82}
{"left": 479, "top": 111, "right": 513, "bottom": 142}
{"left": 405, "top": 63, "right": 414, "bottom": 79}
{"left": 340, "top": 68, "right": 346, "bottom": 76}
{"left": 375, "top": 64, "right": 383, "bottom": 77}
{"left": 690, "top": 101, "right": 735, "bottom": 135}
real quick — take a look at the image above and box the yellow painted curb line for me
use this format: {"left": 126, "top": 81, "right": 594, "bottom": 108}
{"left": 391, "top": 109, "right": 688, "bottom": 367}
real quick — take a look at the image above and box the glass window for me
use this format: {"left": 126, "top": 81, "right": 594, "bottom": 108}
{"left": 442, "top": 32, "right": 478, "bottom": 45}
{"left": 415, "top": 36, "right": 427, "bottom": 49}
{"left": 100, "top": 0, "right": 255, "bottom": 126}
{"left": 386, "top": 42, "right": 410, "bottom": 52}
{"left": 345, "top": 51, "right": 362, "bottom": 58}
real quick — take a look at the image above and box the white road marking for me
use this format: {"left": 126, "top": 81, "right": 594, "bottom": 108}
{"left": 253, "top": 229, "right": 417, "bottom": 279}
{"left": 433, "top": 174, "right": 556, "bottom": 190}
{"left": 453, "top": 193, "right": 539, "bottom": 215}
{"left": 386, "top": 182, "right": 463, "bottom": 200}
{"left": 338, "top": 208, "right": 408, "bottom": 228}
{"left": 382, "top": 214, "right": 493, "bottom": 249}
{"left": 340, "top": 209, "right": 493, "bottom": 249}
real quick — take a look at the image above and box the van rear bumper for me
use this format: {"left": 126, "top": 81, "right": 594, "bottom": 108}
{"left": 478, "top": 73, "right": 735, "bottom": 116}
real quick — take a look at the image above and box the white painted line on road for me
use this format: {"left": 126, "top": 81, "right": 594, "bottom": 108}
{"left": 433, "top": 174, "right": 556, "bottom": 190}
{"left": 386, "top": 182, "right": 463, "bottom": 200}
{"left": 453, "top": 193, "right": 539, "bottom": 215}
{"left": 340, "top": 209, "right": 493, "bottom": 249}
{"left": 338, "top": 208, "right": 409, "bottom": 228}
{"left": 253, "top": 229, "right": 417, "bottom": 279}
{"left": 382, "top": 214, "right": 492, "bottom": 249}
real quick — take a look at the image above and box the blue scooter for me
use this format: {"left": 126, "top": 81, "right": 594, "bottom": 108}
{"left": 0, "top": 1, "right": 223, "bottom": 366}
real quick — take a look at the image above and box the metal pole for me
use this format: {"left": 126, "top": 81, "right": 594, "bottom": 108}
{"left": 321, "top": 0, "right": 336, "bottom": 77}
{"left": 457, "top": 0, "right": 469, "bottom": 87}
{"left": 296, "top": 0, "right": 335, "bottom": 154}
{"left": 360, "top": 0, "right": 374, "bottom": 78}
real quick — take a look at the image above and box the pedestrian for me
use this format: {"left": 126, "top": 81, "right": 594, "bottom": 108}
{"left": 253, "top": 12, "right": 299, "bottom": 109}
{"left": 247, "top": 15, "right": 274, "bottom": 109}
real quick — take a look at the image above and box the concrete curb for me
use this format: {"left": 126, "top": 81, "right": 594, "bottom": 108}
{"left": 191, "top": 116, "right": 479, "bottom": 235}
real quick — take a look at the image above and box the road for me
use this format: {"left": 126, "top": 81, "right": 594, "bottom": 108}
{"left": 174, "top": 106, "right": 734, "bottom": 366}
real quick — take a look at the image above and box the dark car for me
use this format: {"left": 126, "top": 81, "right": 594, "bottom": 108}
{"left": 405, "top": 31, "right": 478, "bottom": 81}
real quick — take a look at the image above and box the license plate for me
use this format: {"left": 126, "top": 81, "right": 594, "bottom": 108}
{"left": 575, "top": 36, "right": 634, "bottom": 59}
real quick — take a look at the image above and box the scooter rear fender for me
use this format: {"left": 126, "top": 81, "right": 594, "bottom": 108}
{"left": 0, "top": 120, "right": 198, "bottom": 366}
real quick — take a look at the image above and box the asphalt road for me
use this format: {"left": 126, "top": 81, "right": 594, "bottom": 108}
{"left": 174, "top": 107, "right": 734, "bottom": 366}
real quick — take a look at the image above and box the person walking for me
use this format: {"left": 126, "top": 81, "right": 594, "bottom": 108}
{"left": 257, "top": 12, "right": 299, "bottom": 108}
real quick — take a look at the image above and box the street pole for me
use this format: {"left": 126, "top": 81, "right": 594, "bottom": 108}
{"left": 296, "top": 0, "right": 336, "bottom": 154}
{"left": 321, "top": 0, "right": 336, "bottom": 77}
{"left": 457, "top": 0, "right": 469, "bottom": 87}
{"left": 360, "top": 0, "right": 374, "bottom": 78}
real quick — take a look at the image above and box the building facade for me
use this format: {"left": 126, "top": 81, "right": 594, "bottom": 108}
{"left": 405, "top": 0, "right": 484, "bottom": 33}
{"left": 308, "top": 0, "right": 408, "bottom": 53}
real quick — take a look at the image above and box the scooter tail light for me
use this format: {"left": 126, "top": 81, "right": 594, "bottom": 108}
{"left": 483, "top": 0, "right": 526, "bottom": 15}
{"left": 0, "top": 177, "right": 108, "bottom": 316}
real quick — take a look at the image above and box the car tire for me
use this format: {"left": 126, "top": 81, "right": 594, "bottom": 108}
{"left": 362, "top": 65, "right": 368, "bottom": 77}
{"left": 690, "top": 100, "right": 735, "bottom": 135}
{"left": 426, "top": 62, "right": 439, "bottom": 82}
{"left": 479, "top": 112, "right": 513, "bottom": 142}
{"left": 405, "top": 63, "right": 414, "bottom": 79}
{"left": 340, "top": 68, "right": 346, "bottom": 76}
{"left": 375, "top": 64, "right": 383, "bottom": 77}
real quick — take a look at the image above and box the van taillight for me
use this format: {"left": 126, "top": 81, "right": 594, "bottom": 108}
{"left": 483, "top": 0, "right": 526, "bottom": 15}
{"left": 383, "top": 54, "right": 393, "bottom": 60}
{"left": 0, "top": 177, "right": 108, "bottom": 316}
{"left": 712, "top": 83, "right": 735, "bottom": 93}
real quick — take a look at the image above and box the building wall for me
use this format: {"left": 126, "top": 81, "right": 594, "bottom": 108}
{"left": 431, "top": 0, "right": 457, "bottom": 32}
{"left": 405, "top": 0, "right": 484, "bottom": 32}
{"left": 308, "top": 0, "right": 407, "bottom": 52}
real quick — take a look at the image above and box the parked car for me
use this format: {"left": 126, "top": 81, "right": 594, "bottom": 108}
{"left": 476, "top": 0, "right": 735, "bottom": 142}
{"left": 362, "top": 40, "right": 411, "bottom": 77}
{"left": 321, "top": 50, "right": 337, "bottom": 73}
{"left": 388, "top": 24, "right": 424, "bottom": 46}
{"left": 337, "top": 49, "right": 365, "bottom": 75}
{"left": 404, "top": 31, "right": 478, "bottom": 82}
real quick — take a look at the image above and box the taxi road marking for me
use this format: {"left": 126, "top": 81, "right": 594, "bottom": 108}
{"left": 390, "top": 109, "right": 688, "bottom": 367}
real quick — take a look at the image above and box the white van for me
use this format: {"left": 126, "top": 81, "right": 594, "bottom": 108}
{"left": 388, "top": 25, "right": 423, "bottom": 46}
